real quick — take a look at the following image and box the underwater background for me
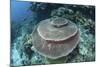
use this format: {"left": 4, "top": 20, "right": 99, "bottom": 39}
{"left": 10, "top": 0, "right": 95, "bottom": 66}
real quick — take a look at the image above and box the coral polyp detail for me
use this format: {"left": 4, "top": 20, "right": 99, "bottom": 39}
{"left": 32, "top": 18, "right": 80, "bottom": 59}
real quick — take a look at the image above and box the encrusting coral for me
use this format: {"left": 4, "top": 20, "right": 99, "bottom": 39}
{"left": 31, "top": 17, "right": 80, "bottom": 59}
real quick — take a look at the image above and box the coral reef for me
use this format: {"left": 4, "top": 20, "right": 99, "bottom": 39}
{"left": 11, "top": 3, "right": 95, "bottom": 66}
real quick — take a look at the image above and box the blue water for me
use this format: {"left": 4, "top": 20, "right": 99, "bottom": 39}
{"left": 11, "top": 0, "right": 33, "bottom": 23}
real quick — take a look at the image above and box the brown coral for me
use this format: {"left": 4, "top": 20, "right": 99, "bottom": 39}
{"left": 32, "top": 17, "right": 80, "bottom": 59}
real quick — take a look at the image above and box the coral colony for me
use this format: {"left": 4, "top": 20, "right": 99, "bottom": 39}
{"left": 31, "top": 17, "right": 80, "bottom": 60}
